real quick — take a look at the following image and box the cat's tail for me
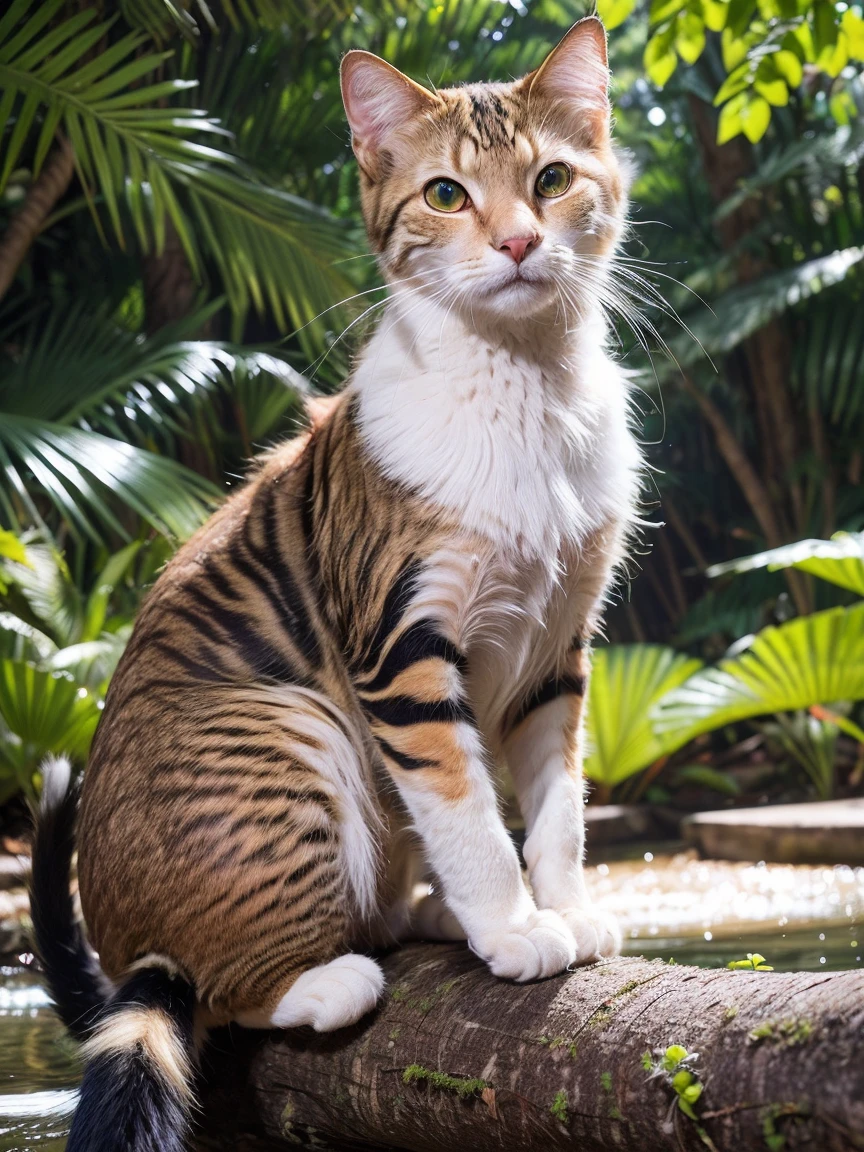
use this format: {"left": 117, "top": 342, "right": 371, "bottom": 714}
{"left": 30, "top": 756, "right": 199, "bottom": 1152}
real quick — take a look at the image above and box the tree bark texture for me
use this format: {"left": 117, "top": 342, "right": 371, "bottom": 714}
{"left": 194, "top": 944, "right": 864, "bottom": 1152}
{"left": 0, "top": 138, "right": 75, "bottom": 303}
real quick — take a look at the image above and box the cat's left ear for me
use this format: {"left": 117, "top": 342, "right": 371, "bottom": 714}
{"left": 519, "top": 17, "right": 611, "bottom": 141}
{"left": 341, "top": 51, "right": 440, "bottom": 177}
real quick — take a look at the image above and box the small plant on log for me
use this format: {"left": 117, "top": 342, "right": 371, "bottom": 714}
{"left": 728, "top": 952, "right": 774, "bottom": 970}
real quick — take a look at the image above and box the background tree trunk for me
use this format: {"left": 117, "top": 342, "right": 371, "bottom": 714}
{"left": 194, "top": 944, "right": 864, "bottom": 1152}
{"left": 0, "top": 139, "right": 75, "bottom": 303}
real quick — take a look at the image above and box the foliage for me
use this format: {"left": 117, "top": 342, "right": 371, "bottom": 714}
{"left": 599, "top": 0, "right": 864, "bottom": 142}
{"left": 0, "top": 532, "right": 150, "bottom": 799}
{"left": 0, "top": 0, "right": 355, "bottom": 340}
{"left": 0, "top": 296, "right": 305, "bottom": 545}
{"left": 657, "top": 603, "right": 864, "bottom": 737}
{"left": 642, "top": 1044, "right": 705, "bottom": 1124}
{"left": 584, "top": 644, "right": 704, "bottom": 786}
{"left": 708, "top": 532, "right": 864, "bottom": 597}
{"left": 728, "top": 952, "right": 774, "bottom": 969}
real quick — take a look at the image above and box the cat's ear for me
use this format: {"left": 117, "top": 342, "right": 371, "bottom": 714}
{"left": 341, "top": 51, "right": 439, "bottom": 176}
{"left": 520, "top": 17, "right": 611, "bottom": 140}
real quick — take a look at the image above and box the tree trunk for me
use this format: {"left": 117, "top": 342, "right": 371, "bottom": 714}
{"left": 0, "top": 138, "right": 75, "bottom": 303}
{"left": 194, "top": 944, "right": 864, "bottom": 1152}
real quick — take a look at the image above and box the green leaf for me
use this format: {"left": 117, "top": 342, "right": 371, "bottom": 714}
{"left": 722, "top": 25, "right": 750, "bottom": 69}
{"left": 817, "top": 33, "right": 849, "bottom": 77}
{"left": 755, "top": 77, "right": 789, "bottom": 106}
{"left": 649, "top": 0, "right": 685, "bottom": 23}
{"left": 726, "top": 0, "right": 757, "bottom": 36}
{"left": 647, "top": 49, "right": 678, "bottom": 86}
{"left": 0, "top": 529, "right": 27, "bottom": 567}
{"left": 675, "top": 12, "right": 706, "bottom": 64}
{"left": 842, "top": 7, "right": 864, "bottom": 59}
{"left": 707, "top": 533, "right": 864, "bottom": 596}
{"left": 773, "top": 48, "right": 804, "bottom": 86}
{"left": 741, "top": 94, "right": 771, "bottom": 142}
{"left": 813, "top": 0, "right": 839, "bottom": 54}
{"left": 0, "top": 659, "right": 100, "bottom": 765}
{"left": 584, "top": 645, "right": 704, "bottom": 786}
{"left": 717, "top": 91, "right": 748, "bottom": 143}
{"left": 714, "top": 62, "right": 753, "bottom": 106}
{"left": 703, "top": 0, "right": 729, "bottom": 32}
{"left": 598, "top": 0, "right": 637, "bottom": 30}
{"left": 656, "top": 604, "right": 864, "bottom": 742}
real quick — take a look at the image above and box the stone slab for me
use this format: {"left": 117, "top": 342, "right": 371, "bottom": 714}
{"left": 683, "top": 798, "right": 864, "bottom": 865}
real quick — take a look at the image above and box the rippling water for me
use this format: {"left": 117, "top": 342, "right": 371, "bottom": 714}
{"left": 0, "top": 967, "right": 79, "bottom": 1152}
{"left": 2, "top": 851, "right": 862, "bottom": 1148}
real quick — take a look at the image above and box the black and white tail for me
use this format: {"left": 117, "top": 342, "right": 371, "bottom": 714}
{"left": 30, "top": 757, "right": 198, "bottom": 1152}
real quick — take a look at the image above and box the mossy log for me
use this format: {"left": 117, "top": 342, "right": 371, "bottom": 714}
{"left": 194, "top": 944, "right": 864, "bottom": 1152}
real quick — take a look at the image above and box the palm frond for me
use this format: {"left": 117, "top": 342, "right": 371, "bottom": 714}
{"left": 707, "top": 532, "right": 864, "bottom": 597}
{"left": 656, "top": 604, "right": 864, "bottom": 739}
{"left": 676, "top": 247, "right": 864, "bottom": 363}
{"left": 0, "top": 415, "right": 219, "bottom": 544}
{"left": 0, "top": 1, "right": 355, "bottom": 336}
{"left": 0, "top": 658, "right": 100, "bottom": 775}
{"left": 584, "top": 644, "right": 704, "bottom": 786}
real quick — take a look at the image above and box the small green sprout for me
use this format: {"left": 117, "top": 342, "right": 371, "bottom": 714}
{"left": 550, "top": 1089, "right": 569, "bottom": 1125}
{"left": 643, "top": 1044, "right": 705, "bottom": 1121}
{"left": 728, "top": 952, "right": 774, "bottom": 971}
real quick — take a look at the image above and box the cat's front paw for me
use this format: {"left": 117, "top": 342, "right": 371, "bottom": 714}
{"left": 474, "top": 909, "right": 576, "bottom": 982}
{"left": 557, "top": 906, "right": 621, "bottom": 965}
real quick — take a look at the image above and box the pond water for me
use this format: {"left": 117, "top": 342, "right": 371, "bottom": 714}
{"left": 2, "top": 850, "right": 862, "bottom": 1150}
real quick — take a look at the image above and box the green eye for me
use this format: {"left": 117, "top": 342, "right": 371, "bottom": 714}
{"left": 424, "top": 179, "right": 467, "bottom": 212}
{"left": 536, "top": 163, "right": 572, "bottom": 199}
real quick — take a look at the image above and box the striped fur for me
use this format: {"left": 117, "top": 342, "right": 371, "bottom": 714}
{"left": 52, "top": 23, "right": 639, "bottom": 1141}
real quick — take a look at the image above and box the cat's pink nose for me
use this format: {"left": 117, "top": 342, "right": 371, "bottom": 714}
{"left": 498, "top": 235, "right": 538, "bottom": 264}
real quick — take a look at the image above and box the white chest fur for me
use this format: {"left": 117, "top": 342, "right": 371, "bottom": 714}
{"left": 353, "top": 295, "right": 642, "bottom": 739}
{"left": 353, "top": 296, "right": 641, "bottom": 559}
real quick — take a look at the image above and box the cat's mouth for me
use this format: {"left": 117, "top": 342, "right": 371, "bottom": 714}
{"left": 481, "top": 267, "right": 553, "bottom": 301}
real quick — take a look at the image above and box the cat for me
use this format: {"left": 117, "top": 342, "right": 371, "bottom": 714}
{"left": 31, "top": 17, "right": 641, "bottom": 1152}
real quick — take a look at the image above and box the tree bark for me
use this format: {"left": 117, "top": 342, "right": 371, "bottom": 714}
{"left": 0, "top": 138, "right": 75, "bottom": 303}
{"left": 193, "top": 944, "right": 864, "bottom": 1152}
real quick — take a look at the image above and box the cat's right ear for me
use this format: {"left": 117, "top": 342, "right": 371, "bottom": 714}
{"left": 341, "top": 51, "right": 438, "bottom": 177}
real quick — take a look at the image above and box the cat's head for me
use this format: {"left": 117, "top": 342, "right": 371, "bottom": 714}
{"left": 341, "top": 18, "right": 626, "bottom": 323}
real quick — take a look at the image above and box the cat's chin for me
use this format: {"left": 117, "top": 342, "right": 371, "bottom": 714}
{"left": 475, "top": 273, "right": 558, "bottom": 318}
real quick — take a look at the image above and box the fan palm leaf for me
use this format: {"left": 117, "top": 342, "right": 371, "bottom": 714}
{"left": 656, "top": 604, "right": 864, "bottom": 740}
{"left": 583, "top": 644, "right": 704, "bottom": 786}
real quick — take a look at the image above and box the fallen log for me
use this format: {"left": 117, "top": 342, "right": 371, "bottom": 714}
{"left": 195, "top": 943, "right": 864, "bottom": 1152}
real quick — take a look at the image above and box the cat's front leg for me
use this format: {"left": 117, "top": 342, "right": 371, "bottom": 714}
{"left": 504, "top": 646, "right": 621, "bottom": 964}
{"left": 354, "top": 620, "right": 576, "bottom": 981}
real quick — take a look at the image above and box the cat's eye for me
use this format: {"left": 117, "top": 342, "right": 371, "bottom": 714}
{"left": 424, "top": 179, "right": 468, "bottom": 213}
{"left": 535, "top": 163, "right": 572, "bottom": 199}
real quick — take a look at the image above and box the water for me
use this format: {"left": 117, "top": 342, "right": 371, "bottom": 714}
{"left": 0, "top": 967, "right": 79, "bottom": 1152}
{"left": 2, "top": 850, "right": 863, "bottom": 1148}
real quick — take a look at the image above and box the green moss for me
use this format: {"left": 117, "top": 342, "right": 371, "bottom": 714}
{"left": 402, "top": 1064, "right": 487, "bottom": 1099}
{"left": 613, "top": 980, "right": 641, "bottom": 998}
{"left": 748, "top": 1019, "right": 814, "bottom": 1046}
{"left": 724, "top": 1005, "right": 739, "bottom": 1021}
{"left": 389, "top": 1026, "right": 402, "bottom": 1041}
{"left": 568, "top": 1041, "right": 578, "bottom": 1060}
{"left": 760, "top": 1103, "right": 805, "bottom": 1150}
{"left": 390, "top": 985, "right": 407, "bottom": 1002}
{"left": 600, "top": 1071, "right": 613, "bottom": 1092}
{"left": 550, "top": 1089, "right": 569, "bottom": 1125}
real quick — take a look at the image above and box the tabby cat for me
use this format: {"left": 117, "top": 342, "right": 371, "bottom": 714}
{"left": 32, "top": 17, "right": 641, "bottom": 1151}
